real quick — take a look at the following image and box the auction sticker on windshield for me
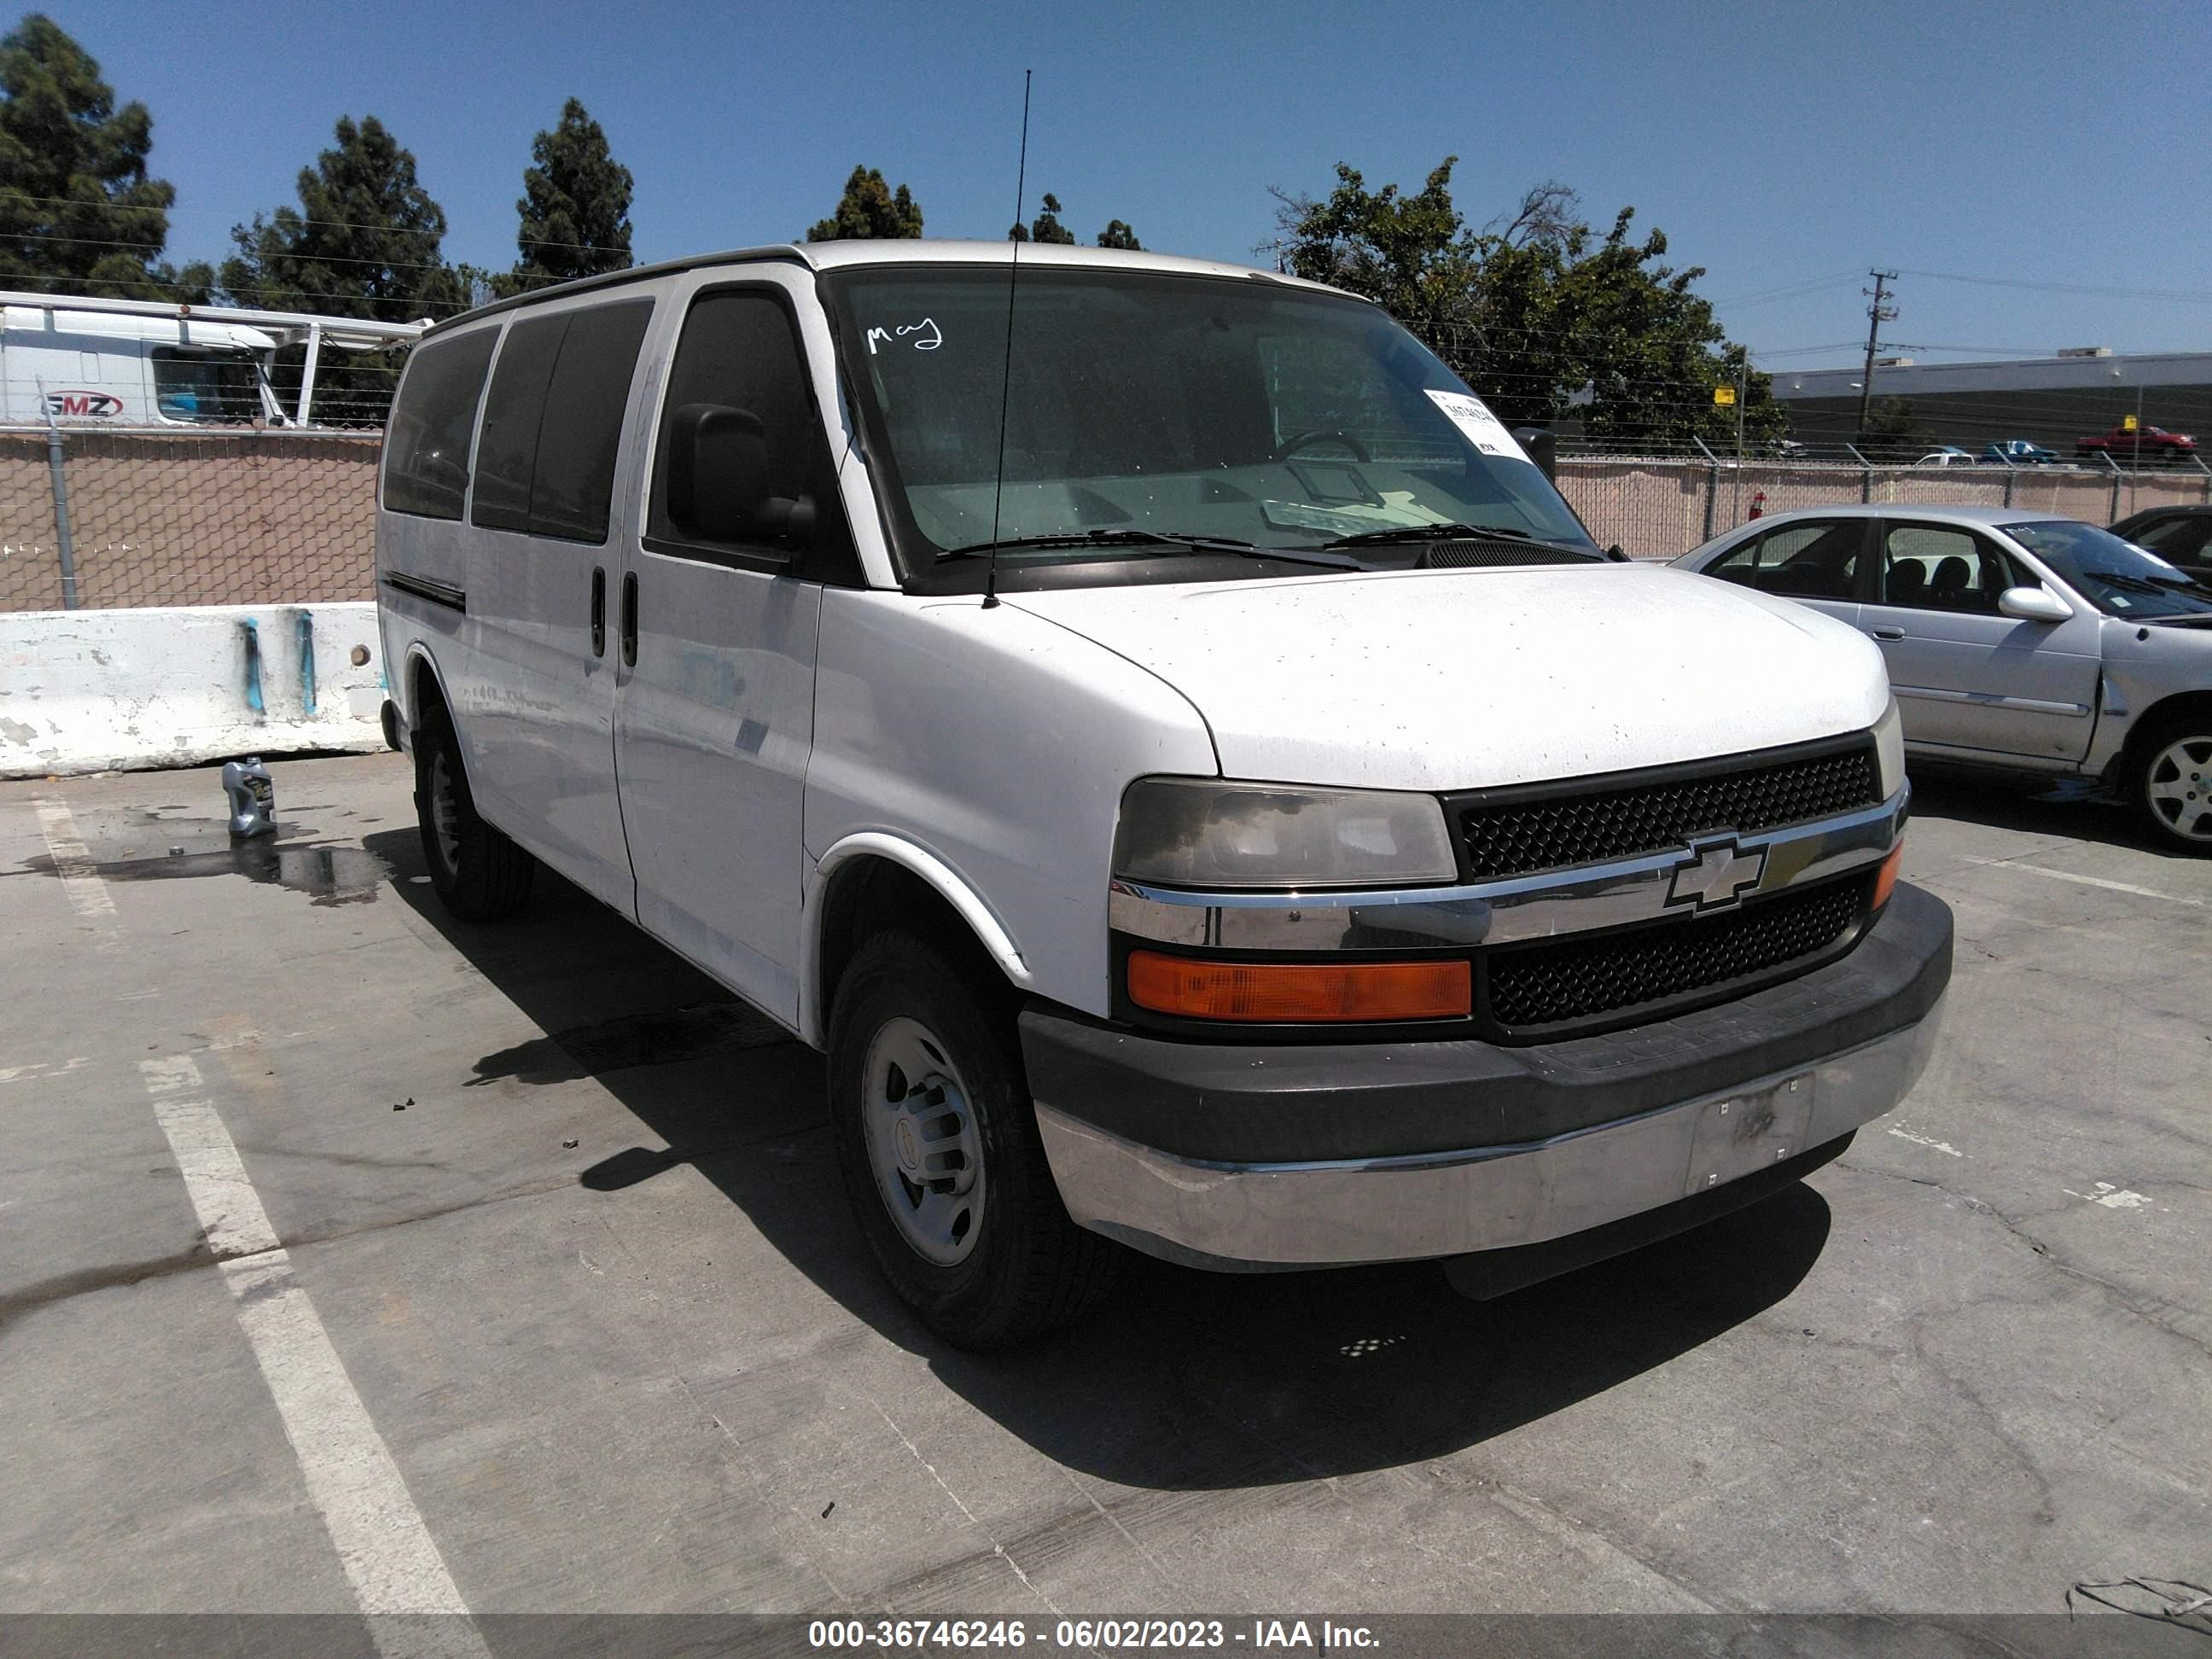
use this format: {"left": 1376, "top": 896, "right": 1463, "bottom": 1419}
{"left": 1425, "top": 389, "right": 1527, "bottom": 461}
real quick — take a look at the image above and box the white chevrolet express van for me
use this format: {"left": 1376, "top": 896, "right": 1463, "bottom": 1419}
{"left": 375, "top": 242, "right": 1953, "bottom": 1348}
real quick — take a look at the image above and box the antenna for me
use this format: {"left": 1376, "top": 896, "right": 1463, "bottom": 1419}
{"left": 983, "top": 69, "right": 1032, "bottom": 610}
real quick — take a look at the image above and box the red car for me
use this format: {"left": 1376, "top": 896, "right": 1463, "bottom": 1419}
{"left": 2076, "top": 424, "right": 2198, "bottom": 464}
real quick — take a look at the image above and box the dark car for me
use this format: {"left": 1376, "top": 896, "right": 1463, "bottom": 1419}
{"left": 2110, "top": 504, "right": 2212, "bottom": 576}
{"left": 1981, "top": 439, "right": 2058, "bottom": 465}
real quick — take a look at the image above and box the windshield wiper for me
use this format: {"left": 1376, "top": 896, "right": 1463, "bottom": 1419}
{"left": 941, "top": 528, "right": 1261, "bottom": 560}
{"left": 2088, "top": 569, "right": 2210, "bottom": 597}
{"left": 1318, "top": 521, "right": 1595, "bottom": 554}
{"left": 939, "top": 528, "right": 1361, "bottom": 570}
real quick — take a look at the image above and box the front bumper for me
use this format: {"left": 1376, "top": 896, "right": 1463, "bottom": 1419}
{"left": 1023, "top": 881, "right": 1952, "bottom": 1271}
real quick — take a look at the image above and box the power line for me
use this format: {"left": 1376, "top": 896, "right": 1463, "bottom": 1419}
{"left": 1707, "top": 273, "right": 1864, "bottom": 308}
{"left": 1898, "top": 268, "right": 2212, "bottom": 305}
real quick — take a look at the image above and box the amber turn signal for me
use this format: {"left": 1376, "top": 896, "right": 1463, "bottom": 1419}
{"left": 1127, "top": 952, "right": 1471, "bottom": 1022}
{"left": 1871, "top": 840, "right": 1904, "bottom": 911}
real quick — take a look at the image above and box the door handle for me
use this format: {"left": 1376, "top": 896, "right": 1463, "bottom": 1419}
{"left": 590, "top": 568, "right": 606, "bottom": 657}
{"left": 1871, "top": 626, "right": 1906, "bottom": 640}
{"left": 620, "top": 572, "right": 639, "bottom": 667}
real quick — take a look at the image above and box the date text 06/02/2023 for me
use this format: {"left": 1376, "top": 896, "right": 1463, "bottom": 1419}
{"left": 806, "top": 1619, "right": 1381, "bottom": 1650}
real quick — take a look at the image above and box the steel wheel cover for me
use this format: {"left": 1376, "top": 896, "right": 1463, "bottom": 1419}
{"left": 860, "top": 1016, "right": 986, "bottom": 1266}
{"left": 428, "top": 750, "right": 463, "bottom": 869}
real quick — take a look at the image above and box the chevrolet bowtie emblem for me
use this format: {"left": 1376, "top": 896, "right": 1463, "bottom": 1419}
{"left": 1665, "top": 837, "right": 1767, "bottom": 911}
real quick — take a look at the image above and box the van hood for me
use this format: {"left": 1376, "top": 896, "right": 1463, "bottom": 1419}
{"left": 1006, "top": 564, "right": 1889, "bottom": 791}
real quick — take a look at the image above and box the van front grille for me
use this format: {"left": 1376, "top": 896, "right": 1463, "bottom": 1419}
{"left": 1454, "top": 743, "right": 1882, "bottom": 881}
{"left": 1481, "top": 875, "right": 1870, "bottom": 1033}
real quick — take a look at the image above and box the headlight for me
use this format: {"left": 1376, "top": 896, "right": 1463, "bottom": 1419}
{"left": 1113, "top": 777, "right": 1458, "bottom": 889}
{"left": 1872, "top": 697, "right": 1906, "bottom": 800}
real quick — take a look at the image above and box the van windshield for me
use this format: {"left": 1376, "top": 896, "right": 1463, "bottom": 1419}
{"left": 822, "top": 265, "right": 1595, "bottom": 588}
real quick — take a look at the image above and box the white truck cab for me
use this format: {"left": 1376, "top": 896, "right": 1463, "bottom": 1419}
{"left": 1, "top": 291, "right": 429, "bottom": 427}
{"left": 375, "top": 241, "right": 1953, "bottom": 1348}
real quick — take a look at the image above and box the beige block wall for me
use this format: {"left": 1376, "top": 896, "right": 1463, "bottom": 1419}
{"left": 1, "top": 431, "right": 380, "bottom": 612}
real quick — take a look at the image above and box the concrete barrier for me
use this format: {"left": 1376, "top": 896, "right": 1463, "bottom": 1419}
{"left": 0, "top": 602, "right": 388, "bottom": 778}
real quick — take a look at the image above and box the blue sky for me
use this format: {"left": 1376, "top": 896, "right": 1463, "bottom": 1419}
{"left": 64, "top": 0, "right": 2212, "bottom": 370}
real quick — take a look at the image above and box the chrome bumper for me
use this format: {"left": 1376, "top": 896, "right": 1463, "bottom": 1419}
{"left": 1035, "top": 994, "right": 1944, "bottom": 1270}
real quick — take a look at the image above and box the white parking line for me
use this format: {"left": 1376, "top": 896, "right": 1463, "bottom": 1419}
{"left": 1963, "top": 856, "right": 2206, "bottom": 907}
{"left": 32, "top": 796, "right": 116, "bottom": 922}
{"left": 140, "top": 1062, "right": 486, "bottom": 1652}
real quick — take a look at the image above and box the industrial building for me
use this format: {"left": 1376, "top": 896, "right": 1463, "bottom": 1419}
{"left": 1771, "top": 348, "right": 2212, "bottom": 460}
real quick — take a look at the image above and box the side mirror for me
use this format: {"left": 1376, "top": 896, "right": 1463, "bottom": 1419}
{"left": 1511, "top": 425, "right": 1557, "bottom": 483}
{"left": 667, "top": 403, "right": 814, "bottom": 550}
{"left": 1998, "top": 585, "right": 2072, "bottom": 624}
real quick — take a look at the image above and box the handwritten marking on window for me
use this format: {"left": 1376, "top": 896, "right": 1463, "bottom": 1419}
{"left": 865, "top": 317, "right": 943, "bottom": 354}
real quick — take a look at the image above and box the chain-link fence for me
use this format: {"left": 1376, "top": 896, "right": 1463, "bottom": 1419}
{"left": 0, "top": 427, "right": 380, "bottom": 612}
{"left": 1557, "top": 452, "right": 2212, "bottom": 560}
{"left": 2, "top": 427, "right": 2208, "bottom": 609}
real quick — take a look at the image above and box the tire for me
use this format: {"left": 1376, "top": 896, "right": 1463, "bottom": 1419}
{"left": 828, "top": 931, "right": 1119, "bottom": 1349}
{"left": 2130, "top": 716, "right": 2212, "bottom": 853}
{"left": 413, "top": 716, "right": 537, "bottom": 919}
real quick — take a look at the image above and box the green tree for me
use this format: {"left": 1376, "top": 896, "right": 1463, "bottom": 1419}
{"left": 1011, "top": 191, "right": 1075, "bottom": 244}
{"left": 1271, "top": 159, "right": 1784, "bottom": 449}
{"left": 504, "top": 97, "right": 632, "bottom": 295}
{"left": 1269, "top": 160, "right": 1485, "bottom": 376}
{"left": 219, "top": 115, "right": 465, "bottom": 423}
{"left": 1097, "top": 218, "right": 1142, "bottom": 250}
{"left": 806, "top": 166, "right": 923, "bottom": 241}
{"left": 0, "top": 13, "right": 181, "bottom": 296}
{"left": 1859, "top": 397, "right": 1921, "bottom": 463}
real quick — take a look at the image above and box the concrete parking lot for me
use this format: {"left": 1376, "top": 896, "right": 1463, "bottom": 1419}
{"left": 2, "top": 750, "right": 2205, "bottom": 1625}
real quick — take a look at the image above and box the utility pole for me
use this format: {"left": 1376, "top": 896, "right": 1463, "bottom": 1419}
{"left": 1856, "top": 270, "right": 1899, "bottom": 446}
{"left": 1732, "top": 352, "right": 1748, "bottom": 525}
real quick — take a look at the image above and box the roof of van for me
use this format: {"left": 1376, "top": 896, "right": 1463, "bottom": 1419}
{"left": 417, "top": 240, "right": 1357, "bottom": 340}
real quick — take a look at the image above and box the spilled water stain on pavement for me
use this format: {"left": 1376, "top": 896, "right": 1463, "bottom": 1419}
{"left": 15, "top": 802, "right": 393, "bottom": 906}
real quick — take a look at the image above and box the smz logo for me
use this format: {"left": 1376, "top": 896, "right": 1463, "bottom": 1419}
{"left": 45, "top": 390, "right": 123, "bottom": 418}
{"left": 1665, "top": 836, "right": 1767, "bottom": 912}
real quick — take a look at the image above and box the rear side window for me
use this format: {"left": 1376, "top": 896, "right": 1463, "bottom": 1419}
{"left": 1709, "top": 520, "right": 1861, "bottom": 599}
{"left": 382, "top": 330, "right": 497, "bottom": 520}
{"left": 471, "top": 315, "right": 564, "bottom": 534}
{"left": 471, "top": 299, "right": 654, "bottom": 542}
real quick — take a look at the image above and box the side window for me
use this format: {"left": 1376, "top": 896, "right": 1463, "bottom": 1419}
{"left": 647, "top": 288, "right": 853, "bottom": 578}
{"left": 471, "top": 315, "right": 564, "bottom": 534}
{"left": 532, "top": 300, "right": 655, "bottom": 543}
{"left": 1879, "top": 525, "right": 2024, "bottom": 613}
{"left": 382, "top": 329, "right": 497, "bottom": 520}
{"left": 1710, "top": 521, "right": 1860, "bottom": 599}
{"left": 470, "top": 300, "right": 654, "bottom": 542}
{"left": 1708, "top": 536, "right": 1766, "bottom": 587}
{"left": 151, "top": 347, "right": 259, "bottom": 423}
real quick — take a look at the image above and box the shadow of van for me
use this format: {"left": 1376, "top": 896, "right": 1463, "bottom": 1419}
{"left": 362, "top": 828, "right": 1832, "bottom": 1490}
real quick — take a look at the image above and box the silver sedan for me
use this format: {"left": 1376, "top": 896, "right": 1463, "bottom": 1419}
{"left": 1674, "top": 504, "right": 2212, "bottom": 850}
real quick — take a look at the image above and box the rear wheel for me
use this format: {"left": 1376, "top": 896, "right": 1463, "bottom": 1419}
{"left": 413, "top": 716, "right": 537, "bottom": 918}
{"left": 829, "top": 932, "right": 1118, "bottom": 1349}
{"left": 2133, "top": 718, "right": 2212, "bottom": 853}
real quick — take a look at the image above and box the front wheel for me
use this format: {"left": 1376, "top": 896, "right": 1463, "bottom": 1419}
{"left": 2133, "top": 719, "right": 2212, "bottom": 852}
{"left": 828, "top": 933, "right": 1118, "bottom": 1349}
